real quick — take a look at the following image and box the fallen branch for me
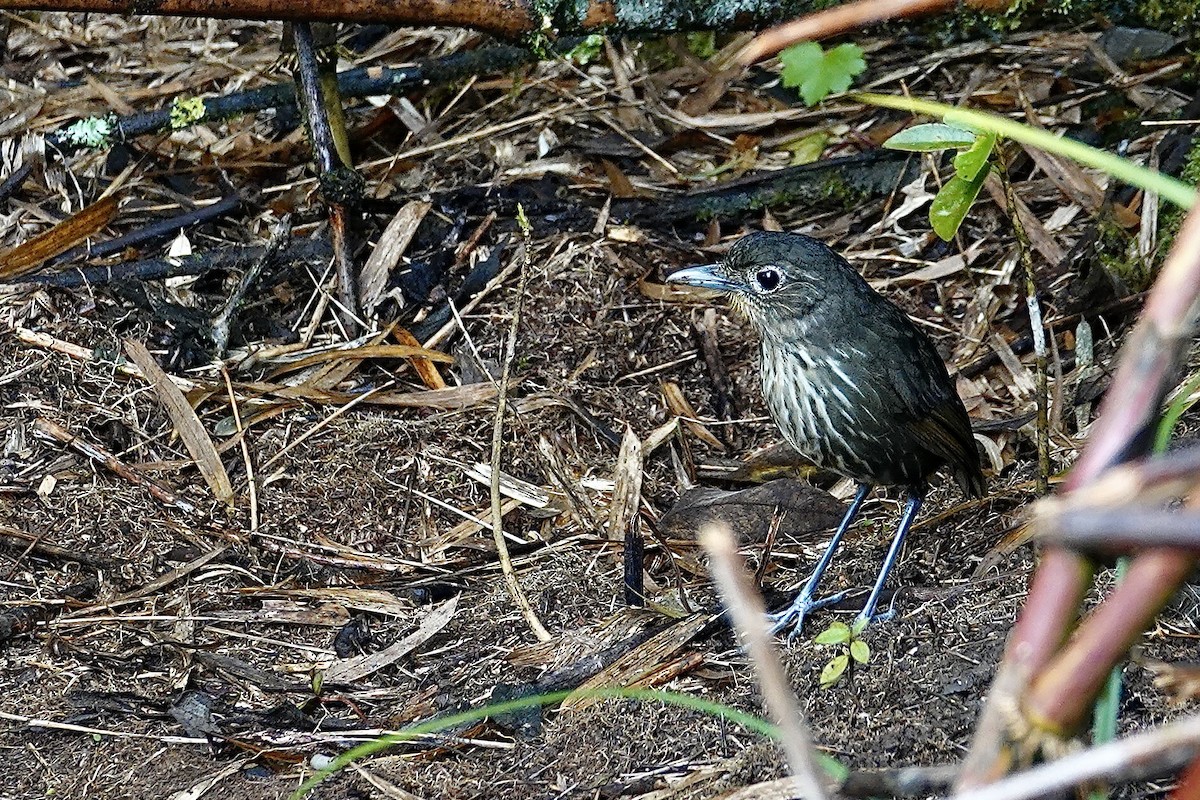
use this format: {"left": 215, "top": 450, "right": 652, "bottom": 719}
{"left": 4, "top": 0, "right": 832, "bottom": 40}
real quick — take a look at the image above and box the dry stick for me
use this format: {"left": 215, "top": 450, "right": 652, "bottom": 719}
{"left": 490, "top": 208, "right": 551, "bottom": 642}
{"left": 999, "top": 159, "right": 1050, "bottom": 494}
{"left": 0, "top": 0, "right": 843, "bottom": 40}
{"left": 700, "top": 523, "right": 829, "bottom": 800}
{"left": 212, "top": 214, "right": 292, "bottom": 358}
{"left": 958, "top": 190, "right": 1200, "bottom": 789}
{"left": 735, "top": 0, "right": 1009, "bottom": 64}
{"left": 221, "top": 367, "right": 258, "bottom": 533}
{"left": 32, "top": 418, "right": 196, "bottom": 514}
{"left": 292, "top": 21, "right": 361, "bottom": 333}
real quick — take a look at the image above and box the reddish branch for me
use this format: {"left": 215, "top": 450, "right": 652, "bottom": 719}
{"left": 958, "top": 198, "right": 1200, "bottom": 787}
{"left": 0, "top": 0, "right": 815, "bottom": 38}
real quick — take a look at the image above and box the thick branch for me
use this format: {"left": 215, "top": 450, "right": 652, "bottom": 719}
{"left": 0, "top": 0, "right": 817, "bottom": 39}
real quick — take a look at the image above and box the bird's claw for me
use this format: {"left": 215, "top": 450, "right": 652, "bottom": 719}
{"left": 853, "top": 594, "right": 900, "bottom": 629}
{"left": 766, "top": 590, "right": 849, "bottom": 640}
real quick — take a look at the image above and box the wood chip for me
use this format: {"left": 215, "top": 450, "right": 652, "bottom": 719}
{"left": 607, "top": 426, "right": 644, "bottom": 543}
{"left": 324, "top": 596, "right": 458, "bottom": 685}
{"left": 124, "top": 339, "right": 234, "bottom": 506}
{"left": 359, "top": 199, "right": 431, "bottom": 315}
{"left": 561, "top": 613, "right": 711, "bottom": 711}
{"left": 0, "top": 194, "right": 120, "bottom": 280}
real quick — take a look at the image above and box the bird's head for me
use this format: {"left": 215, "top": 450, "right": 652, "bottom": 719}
{"left": 667, "top": 232, "right": 857, "bottom": 332}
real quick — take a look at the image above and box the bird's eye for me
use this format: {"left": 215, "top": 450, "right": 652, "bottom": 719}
{"left": 753, "top": 267, "right": 782, "bottom": 293}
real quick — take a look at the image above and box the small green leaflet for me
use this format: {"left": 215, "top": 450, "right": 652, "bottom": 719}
{"left": 820, "top": 654, "right": 850, "bottom": 687}
{"left": 780, "top": 42, "right": 867, "bottom": 107}
{"left": 814, "top": 621, "right": 851, "bottom": 645}
{"left": 953, "top": 131, "right": 998, "bottom": 182}
{"left": 850, "top": 640, "right": 870, "bottom": 664}
{"left": 930, "top": 163, "right": 991, "bottom": 240}
{"left": 883, "top": 123, "right": 978, "bottom": 152}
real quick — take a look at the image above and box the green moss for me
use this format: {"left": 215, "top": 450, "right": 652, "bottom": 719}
{"left": 169, "top": 96, "right": 206, "bottom": 130}
{"left": 1096, "top": 213, "right": 1153, "bottom": 292}
{"left": 1159, "top": 136, "right": 1200, "bottom": 255}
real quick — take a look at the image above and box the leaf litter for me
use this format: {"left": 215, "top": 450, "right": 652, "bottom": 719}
{"left": 0, "top": 12, "right": 1197, "bottom": 800}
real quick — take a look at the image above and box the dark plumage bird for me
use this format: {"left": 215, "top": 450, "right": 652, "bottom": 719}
{"left": 668, "top": 231, "right": 984, "bottom": 633}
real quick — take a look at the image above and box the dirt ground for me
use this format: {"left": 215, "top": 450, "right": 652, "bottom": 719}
{"left": 1, "top": 12, "right": 1198, "bottom": 800}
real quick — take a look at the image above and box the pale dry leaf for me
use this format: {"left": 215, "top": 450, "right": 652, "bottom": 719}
{"left": 124, "top": 339, "right": 234, "bottom": 506}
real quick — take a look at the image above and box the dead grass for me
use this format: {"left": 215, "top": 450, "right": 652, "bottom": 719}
{"left": 1, "top": 12, "right": 1197, "bottom": 800}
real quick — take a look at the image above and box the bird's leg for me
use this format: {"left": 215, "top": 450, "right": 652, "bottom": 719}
{"left": 855, "top": 492, "right": 924, "bottom": 626}
{"left": 768, "top": 483, "right": 872, "bottom": 638}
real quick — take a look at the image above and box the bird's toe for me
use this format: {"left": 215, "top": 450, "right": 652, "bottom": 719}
{"left": 767, "top": 590, "right": 848, "bottom": 639}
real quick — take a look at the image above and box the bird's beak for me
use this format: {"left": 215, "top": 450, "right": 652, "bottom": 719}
{"left": 666, "top": 264, "right": 738, "bottom": 293}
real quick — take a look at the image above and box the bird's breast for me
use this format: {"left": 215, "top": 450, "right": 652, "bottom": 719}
{"left": 758, "top": 339, "right": 887, "bottom": 481}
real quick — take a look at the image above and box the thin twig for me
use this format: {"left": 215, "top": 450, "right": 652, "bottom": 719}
{"left": 999, "top": 156, "right": 1049, "bottom": 494}
{"left": 32, "top": 417, "right": 196, "bottom": 514}
{"left": 490, "top": 205, "right": 551, "bottom": 642}
{"left": 222, "top": 367, "right": 258, "bottom": 533}
{"left": 700, "top": 522, "right": 829, "bottom": 800}
{"left": 212, "top": 214, "right": 292, "bottom": 357}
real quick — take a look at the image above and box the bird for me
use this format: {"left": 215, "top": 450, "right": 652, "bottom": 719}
{"left": 668, "top": 231, "right": 984, "bottom": 634}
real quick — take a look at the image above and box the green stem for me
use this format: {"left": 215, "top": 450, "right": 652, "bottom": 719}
{"left": 289, "top": 686, "right": 844, "bottom": 799}
{"left": 855, "top": 93, "right": 1197, "bottom": 210}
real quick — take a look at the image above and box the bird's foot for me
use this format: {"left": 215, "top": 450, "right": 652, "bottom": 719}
{"left": 767, "top": 590, "right": 849, "bottom": 640}
{"left": 852, "top": 596, "right": 900, "bottom": 630}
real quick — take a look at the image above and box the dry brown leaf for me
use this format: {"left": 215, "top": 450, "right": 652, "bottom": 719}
{"left": 661, "top": 380, "right": 725, "bottom": 451}
{"left": 0, "top": 194, "right": 119, "bottom": 280}
{"left": 124, "top": 339, "right": 235, "bottom": 507}
{"left": 239, "top": 380, "right": 497, "bottom": 410}
{"left": 265, "top": 342, "right": 453, "bottom": 378}
{"left": 658, "top": 479, "right": 844, "bottom": 545}
{"left": 359, "top": 199, "right": 431, "bottom": 314}
{"left": 637, "top": 275, "right": 721, "bottom": 303}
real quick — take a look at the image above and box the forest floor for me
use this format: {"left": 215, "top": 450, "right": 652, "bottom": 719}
{"left": 0, "top": 12, "right": 1198, "bottom": 800}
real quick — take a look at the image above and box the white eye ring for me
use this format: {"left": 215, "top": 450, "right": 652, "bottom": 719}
{"left": 753, "top": 267, "right": 782, "bottom": 293}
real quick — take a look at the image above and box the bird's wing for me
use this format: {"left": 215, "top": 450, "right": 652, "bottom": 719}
{"left": 882, "top": 313, "right": 985, "bottom": 496}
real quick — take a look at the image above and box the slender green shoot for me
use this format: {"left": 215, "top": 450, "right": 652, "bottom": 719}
{"left": 1154, "top": 369, "right": 1200, "bottom": 454}
{"left": 289, "top": 686, "right": 845, "bottom": 798}
{"left": 855, "top": 93, "right": 1197, "bottom": 210}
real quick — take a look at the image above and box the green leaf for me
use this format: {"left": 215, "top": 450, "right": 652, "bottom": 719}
{"left": 849, "top": 640, "right": 871, "bottom": 664}
{"left": 953, "top": 131, "right": 997, "bottom": 182}
{"left": 850, "top": 616, "right": 869, "bottom": 637}
{"left": 930, "top": 163, "right": 990, "bottom": 240}
{"left": 813, "top": 621, "right": 851, "bottom": 645}
{"left": 820, "top": 654, "right": 850, "bottom": 687}
{"left": 783, "top": 131, "right": 831, "bottom": 166}
{"left": 883, "top": 123, "right": 978, "bottom": 152}
{"left": 780, "top": 42, "right": 867, "bottom": 107}
{"left": 566, "top": 34, "right": 605, "bottom": 65}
